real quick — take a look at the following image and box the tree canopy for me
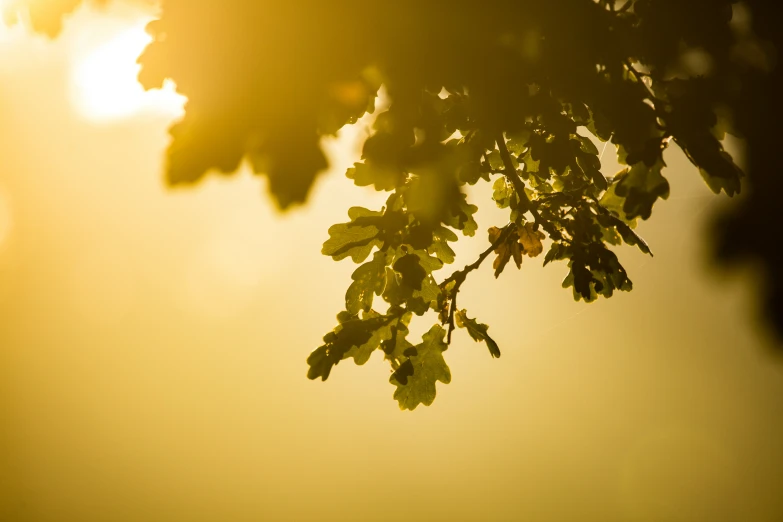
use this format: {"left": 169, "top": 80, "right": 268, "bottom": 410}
{"left": 4, "top": 0, "right": 781, "bottom": 409}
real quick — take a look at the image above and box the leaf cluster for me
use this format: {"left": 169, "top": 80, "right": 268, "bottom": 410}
{"left": 8, "top": 0, "right": 782, "bottom": 403}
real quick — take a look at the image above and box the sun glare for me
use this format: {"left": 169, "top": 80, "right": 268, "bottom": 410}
{"left": 71, "top": 22, "right": 184, "bottom": 122}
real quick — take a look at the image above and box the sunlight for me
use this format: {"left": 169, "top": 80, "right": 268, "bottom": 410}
{"left": 0, "top": 1, "right": 14, "bottom": 42}
{"left": 71, "top": 21, "right": 184, "bottom": 122}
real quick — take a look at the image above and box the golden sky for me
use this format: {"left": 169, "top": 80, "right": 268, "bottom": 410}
{"left": 1, "top": 2, "right": 782, "bottom": 521}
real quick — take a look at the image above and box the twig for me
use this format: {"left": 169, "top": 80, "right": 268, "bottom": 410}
{"left": 495, "top": 134, "right": 535, "bottom": 213}
{"left": 495, "top": 133, "right": 563, "bottom": 240}
{"left": 624, "top": 60, "right": 661, "bottom": 107}
{"left": 615, "top": 0, "right": 633, "bottom": 13}
{"left": 440, "top": 224, "right": 514, "bottom": 343}
{"left": 624, "top": 61, "right": 685, "bottom": 157}
{"left": 447, "top": 292, "right": 458, "bottom": 345}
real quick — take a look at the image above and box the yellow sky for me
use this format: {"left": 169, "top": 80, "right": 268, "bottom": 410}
{"left": 1, "top": 3, "right": 782, "bottom": 522}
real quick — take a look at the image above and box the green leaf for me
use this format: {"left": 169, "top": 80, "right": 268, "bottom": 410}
{"left": 444, "top": 193, "right": 478, "bottom": 236}
{"left": 600, "top": 182, "right": 638, "bottom": 228}
{"left": 455, "top": 309, "right": 501, "bottom": 358}
{"left": 576, "top": 135, "right": 599, "bottom": 156}
{"left": 457, "top": 161, "right": 485, "bottom": 185}
{"left": 346, "top": 162, "right": 404, "bottom": 191}
{"left": 411, "top": 275, "right": 442, "bottom": 315}
{"left": 568, "top": 102, "right": 591, "bottom": 125}
{"left": 543, "top": 242, "right": 570, "bottom": 266}
{"left": 322, "top": 207, "right": 384, "bottom": 262}
{"left": 404, "top": 223, "right": 434, "bottom": 250}
{"left": 695, "top": 150, "right": 743, "bottom": 196}
{"left": 613, "top": 159, "right": 670, "bottom": 220}
{"left": 597, "top": 213, "right": 652, "bottom": 256}
{"left": 506, "top": 128, "right": 532, "bottom": 155}
{"left": 575, "top": 149, "right": 608, "bottom": 192}
{"left": 345, "top": 252, "right": 388, "bottom": 314}
{"left": 619, "top": 225, "right": 651, "bottom": 255}
{"left": 601, "top": 226, "right": 623, "bottom": 246}
{"left": 449, "top": 138, "right": 487, "bottom": 185}
{"left": 485, "top": 150, "right": 506, "bottom": 171}
{"left": 492, "top": 177, "right": 514, "bottom": 208}
{"left": 562, "top": 245, "right": 633, "bottom": 303}
{"left": 390, "top": 325, "right": 451, "bottom": 410}
{"left": 428, "top": 225, "right": 458, "bottom": 264}
{"left": 344, "top": 311, "right": 395, "bottom": 365}
{"left": 307, "top": 312, "right": 394, "bottom": 380}
{"left": 519, "top": 148, "right": 541, "bottom": 178}
{"left": 393, "top": 254, "right": 427, "bottom": 291}
{"left": 585, "top": 107, "right": 613, "bottom": 142}
{"left": 382, "top": 251, "right": 442, "bottom": 315}
{"left": 382, "top": 313, "right": 414, "bottom": 366}
{"left": 412, "top": 249, "right": 444, "bottom": 273}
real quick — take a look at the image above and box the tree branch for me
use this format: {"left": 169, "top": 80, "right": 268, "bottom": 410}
{"left": 495, "top": 133, "right": 563, "bottom": 240}
{"left": 615, "top": 0, "right": 633, "bottom": 14}
{"left": 624, "top": 60, "right": 662, "bottom": 107}
{"left": 495, "top": 133, "right": 534, "bottom": 212}
{"left": 440, "top": 224, "right": 514, "bottom": 343}
{"left": 624, "top": 61, "right": 683, "bottom": 155}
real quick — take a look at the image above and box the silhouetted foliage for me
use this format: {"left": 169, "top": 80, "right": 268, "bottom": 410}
{"left": 6, "top": 0, "right": 781, "bottom": 408}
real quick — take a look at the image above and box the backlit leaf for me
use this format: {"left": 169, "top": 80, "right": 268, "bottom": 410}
{"left": 390, "top": 325, "right": 451, "bottom": 411}
{"left": 322, "top": 207, "right": 384, "bottom": 262}
{"left": 517, "top": 222, "right": 545, "bottom": 257}
{"left": 455, "top": 309, "right": 501, "bottom": 358}
{"left": 345, "top": 252, "right": 388, "bottom": 314}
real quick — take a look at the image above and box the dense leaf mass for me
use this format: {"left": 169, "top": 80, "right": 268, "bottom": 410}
{"left": 6, "top": 0, "right": 780, "bottom": 407}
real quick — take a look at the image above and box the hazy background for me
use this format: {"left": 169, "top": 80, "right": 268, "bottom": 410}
{"left": 1, "top": 3, "right": 782, "bottom": 521}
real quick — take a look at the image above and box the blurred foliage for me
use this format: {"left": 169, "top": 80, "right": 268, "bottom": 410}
{"left": 5, "top": 0, "right": 781, "bottom": 408}
{"left": 3, "top": 0, "right": 101, "bottom": 36}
